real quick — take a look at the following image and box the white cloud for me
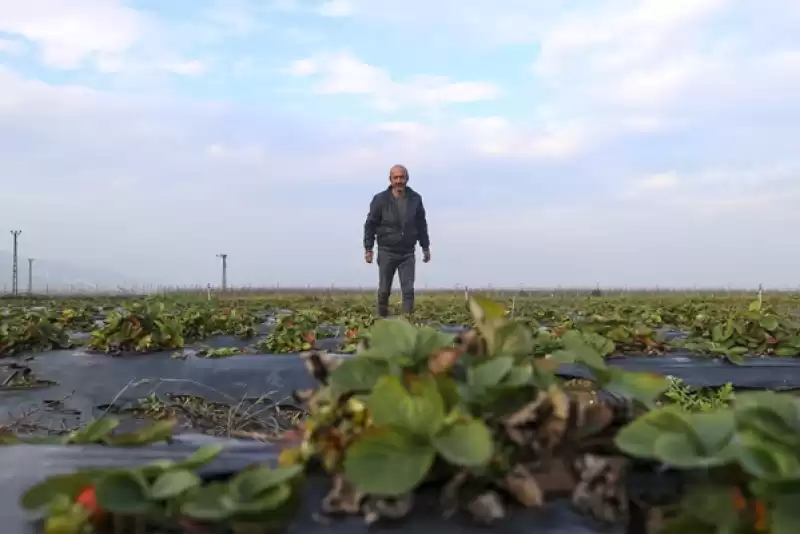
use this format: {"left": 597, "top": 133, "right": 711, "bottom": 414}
{"left": 285, "top": 52, "right": 501, "bottom": 110}
{"left": 458, "top": 117, "right": 588, "bottom": 160}
{"left": 0, "top": 0, "right": 150, "bottom": 68}
{"left": 169, "top": 60, "right": 207, "bottom": 76}
{"left": 533, "top": 0, "right": 726, "bottom": 78}
{"left": 0, "top": 0, "right": 206, "bottom": 75}
{"left": 622, "top": 165, "right": 800, "bottom": 216}
{"left": 285, "top": 58, "right": 319, "bottom": 76}
{"left": 0, "top": 39, "right": 25, "bottom": 55}
{"left": 3, "top": 0, "right": 800, "bottom": 288}
{"left": 372, "top": 121, "right": 436, "bottom": 140}
{"left": 632, "top": 171, "right": 680, "bottom": 192}
{"left": 317, "top": 0, "right": 355, "bottom": 17}
{"left": 3, "top": 65, "right": 800, "bottom": 288}
{"left": 201, "top": 0, "right": 265, "bottom": 35}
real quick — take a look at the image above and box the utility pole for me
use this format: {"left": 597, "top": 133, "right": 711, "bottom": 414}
{"left": 10, "top": 230, "right": 21, "bottom": 296}
{"left": 216, "top": 254, "right": 228, "bottom": 292}
{"left": 28, "top": 258, "right": 34, "bottom": 295}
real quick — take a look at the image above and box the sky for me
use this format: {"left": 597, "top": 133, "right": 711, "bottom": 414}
{"left": 1, "top": 0, "right": 799, "bottom": 290}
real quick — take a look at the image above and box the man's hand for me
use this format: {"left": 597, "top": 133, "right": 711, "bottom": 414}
{"left": 365, "top": 250, "right": 374, "bottom": 264}
{"left": 422, "top": 249, "right": 431, "bottom": 263}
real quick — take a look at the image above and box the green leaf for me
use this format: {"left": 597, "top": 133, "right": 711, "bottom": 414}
{"left": 726, "top": 348, "right": 746, "bottom": 365}
{"left": 615, "top": 407, "right": 701, "bottom": 459}
{"left": 600, "top": 369, "right": 669, "bottom": 408}
{"left": 711, "top": 324, "right": 728, "bottom": 343}
{"left": 468, "top": 356, "right": 514, "bottom": 388}
{"left": 415, "top": 327, "right": 455, "bottom": 358}
{"left": 689, "top": 411, "right": 736, "bottom": 454}
{"left": 228, "top": 484, "right": 292, "bottom": 515}
{"left": 149, "top": 469, "right": 201, "bottom": 500}
{"left": 344, "top": 430, "right": 435, "bottom": 496}
{"left": 329, "top": 357, "right": 391, "bottom": 395}
{"left": 42, "top": 509, "right": 92, "bottom": 534}
{"left": 735, "top": 392, "right": 800, "bottom": 439}
{"left": 368, "top": 375, "right": 445, "bottom": 437}
{"left": 434, "top": 375, "right": 462, "bottom": 412}
{"left": 65, "top": 417, "right": 119, "bottom": 444}
{"left": 548, "top": 350, "right": 576, "bottom": 365}
{"left": 20, "top": 473, "right": 95, "bottom": 511}
{"left": 95, "top": 471, "right": 157, "bottom": 515}
{"left": 760, "top": 315, "right": 779, "bottom": 331}
{"left": 140, "top": 460, "right": 176, "bottom": 478}
{"left": 737, "top": 441, "right": 789, "bottom": 479}
{"left": 502, "top": 364, "right": 534, "bottom": 388}
{"left": 107, "top": 419, "right": 176, "bottom": 445}
{"left": 229, "top": 465, "right": 303, "bottom": 500}
{"left": 561, "top": 331, "right": 607, "bottom": 370}
{"left": 469, "top": 297, "right": 506, "bottom": 323}
{"left": 775, "top": 347, "right": 800, "bottom": 357}
{"left": 679, "top": 485, "right": 739, "bottom": 527}
{"left": 494, "top": 322, "right": 534, "bottom": 356}
{"left": 651, "top": 433, "right": 708, "bottom": 467}
{"left": 175, "top": 444, "right": 224, "bottom": 470}
{"left": 432, "top": 419, "right": 494, "bottom": 467}
{"left": 181, "top": 482, "right": 231, "bottom": 520}
{"left": 367, "top": 318, "right": 418, "bottom": 356}
{"left": 618, "top": 404, "right": 737, "bottom": 468}
{"left": 771, "top": 493, "right": 800, "bottom": 534}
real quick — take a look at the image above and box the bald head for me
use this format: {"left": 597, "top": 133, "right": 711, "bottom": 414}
{"left": 389, "top": 164, "right": 409, "bottom": 194}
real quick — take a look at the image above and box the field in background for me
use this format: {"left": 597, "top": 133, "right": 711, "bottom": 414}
{"left": 1, "top": 284, "right": 792, "bottom": 300}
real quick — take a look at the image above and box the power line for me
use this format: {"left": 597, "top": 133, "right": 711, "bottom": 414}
{"left": 10, "top": 230, "right": 21, "bottom": 296}
{"left": 216, "top": 254, "right": 228, "bottom": 292}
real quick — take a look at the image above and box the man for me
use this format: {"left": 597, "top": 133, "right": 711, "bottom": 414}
{"left": 363, "top": 164, "right": 431, "bottom": 317}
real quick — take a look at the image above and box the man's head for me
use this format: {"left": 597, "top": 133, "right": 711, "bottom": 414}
{"left": 389, "top": 164, "right": 409, "bottom": 193}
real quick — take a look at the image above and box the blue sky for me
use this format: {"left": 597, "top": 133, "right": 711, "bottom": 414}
{"left": 1, "top": 0, "right": 800, "bottom": 289}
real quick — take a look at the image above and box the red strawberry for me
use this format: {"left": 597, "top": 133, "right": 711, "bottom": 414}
{"left": 76, "top": 486, "right": 104, "bottom": 521}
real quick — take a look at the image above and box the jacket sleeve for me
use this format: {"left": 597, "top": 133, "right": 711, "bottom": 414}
{"left": 416, "top": 197, "right": 430, "bottom": 250}
{"left": 363, "top": 195, "right": 381, "bottom": 250}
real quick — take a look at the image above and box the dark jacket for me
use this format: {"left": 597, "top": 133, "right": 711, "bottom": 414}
{"left": 363, "top": 186, "right": 430, "bottom": 254}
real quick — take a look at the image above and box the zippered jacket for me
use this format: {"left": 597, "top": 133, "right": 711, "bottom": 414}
{"left": 363, "top": 186, "right": 430, "bottom": 254}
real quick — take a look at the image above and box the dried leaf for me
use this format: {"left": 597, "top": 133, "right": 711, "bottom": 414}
{"left": 302, "top": 352, "right": 341, "bottom": 384}
{"left": 363, "top": 495, "right": 414, "bottom": 524}
{"left": 428, "top": 347, "right": 462, "bottom": 375}
{"left": 467, "top": 491, "right": 506, "bottom": 525}
{"left": 503, "top": 464, "right": 544, "bottom": 507}
{"left": 440, "top": 471, "right": 469, "bottom": 518}
{"left": 571, "top": 454, "right": 629, "bottom": 524}
{"left": 322, "top": 474, "right": 364, "bottom": 515}
{"left": 541, "top": 389, "right": 570, "bottom": 450}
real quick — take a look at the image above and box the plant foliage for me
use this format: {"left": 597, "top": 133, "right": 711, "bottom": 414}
{"left": 9, "top": 294, "right": 800, "bottom": 534}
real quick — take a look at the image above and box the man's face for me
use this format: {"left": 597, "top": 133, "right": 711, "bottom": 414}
{"left": 390, "top": 167, "right": 408, "bottom": 192}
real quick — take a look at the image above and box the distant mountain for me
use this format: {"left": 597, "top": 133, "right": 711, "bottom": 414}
{"left": 0, "top": 251, "right": 151, "bottom": 294}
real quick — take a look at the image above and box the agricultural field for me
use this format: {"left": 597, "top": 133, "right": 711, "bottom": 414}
{"left": 2, "top": 290, "right": 800, "bottom": 533}
{"left": 1, "top": 290, "right": 799, "bottom": 437}
{"left": 7, "top": 290, "right": 800, "bottom": 358}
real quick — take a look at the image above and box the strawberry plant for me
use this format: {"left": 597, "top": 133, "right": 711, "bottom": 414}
{"left": 257, "top": 311, "right": 333, "bottom": 353}
{"left": 616, "top": 390, "right": 800, "bottom": 533}
{"left": 0, "top": 311, "right": 73, "bottom": 357}
{"left": 18, "top": 295, "right": 800, "bottom": 533}
{"left": 88, "top": 302, "right": 184, "bottom": 354}
{"left": 679, "top": 298, "right": 800, "bottom": 359}
{"left": 285, "top": 297, "right": 668, "bottom": 525}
